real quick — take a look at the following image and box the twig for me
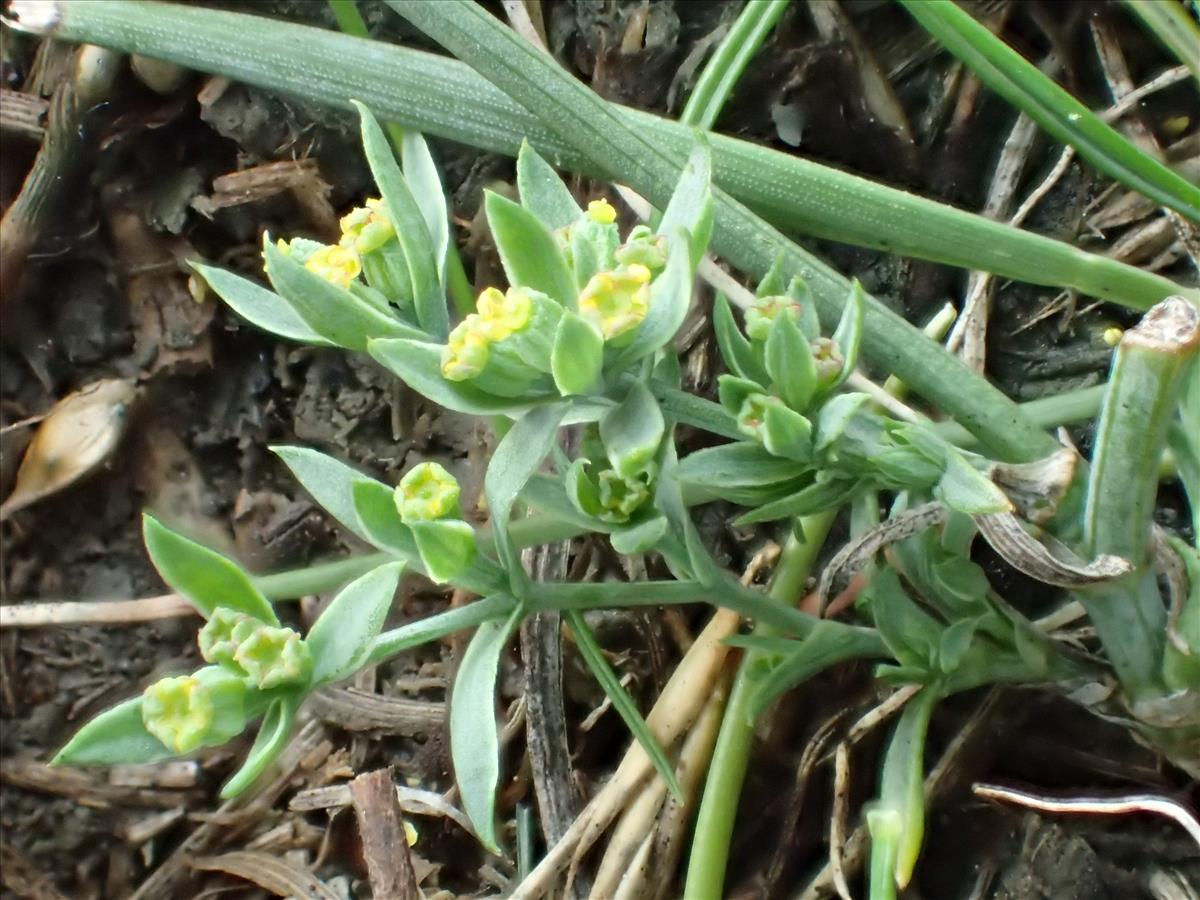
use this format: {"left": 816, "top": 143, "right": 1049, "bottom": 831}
{"left": 972, "top": 782, "right": 1200, "bottom": 850}
{"left": 0, "top": 593, "right": 196, "bottom": 629}
{"left": 350, "top": 768, "right": 422, "bottom": 900}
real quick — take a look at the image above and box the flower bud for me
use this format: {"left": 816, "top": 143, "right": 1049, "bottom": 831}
{"left": 736, "top": 393, "right": 813, "bottom": 462}
{"left": 745, "top": 295, "right": 803, "bottom": 342}
{"left": 233, "top": 625, "right": 313, "bottom": 690}
{"left": 614, "top": 224, "right": 667, "bottom": 271}
{"left": 579, "top": 265, "right": 651, "bottom": 343}
{"left": 396, "top": 462, "right": 461, "bottom": 523}
{"left": 442, "top": 317, "right": 490, "bottom": 381}
{"left": 304, "top": 244, "right": 361, "bottom": 289}
{"left": 142, "top": 669, "right": 247, "bottom": 754}
{"left": 198, "top": 608, "right": 258, "bottom": 669}
{"left": 811, "top": 337, "right": 844, "bottom": 384}
{"left": 587, "top": 198, "right": 617, "bottom": 224}
{"left": 475, "top": 287, "right": 532, "bottom": 342}
{"left": 340, "top": 198, "right": 396, "bottom": 254}
{"left": 597, "top": 469, "right": 650, "bottom": 523}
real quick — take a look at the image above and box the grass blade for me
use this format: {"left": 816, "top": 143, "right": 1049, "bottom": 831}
{"left": 565, "top": 609, "right": 682, "bottom": 800}
{"left": 900, "top": 0, "right": 1200, "bottom": 220}
{"left": 28, "top": 2, "right": 1189, "bottom": 313}
{"left": 1122, "top": 0, "right": 1200, "bottom": 86}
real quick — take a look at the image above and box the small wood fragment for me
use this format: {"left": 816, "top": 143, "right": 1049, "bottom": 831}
{"left": 349, "top": 768, "right": 421, "bottom": 900}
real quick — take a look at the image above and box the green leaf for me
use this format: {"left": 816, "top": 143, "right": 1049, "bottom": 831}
{"left": 367, "top": 594, "right": 516, "bottom": 665}
{"left": 747, "top": 621, "right": 888, "bottom": 718}
{"left": 934, "top": 450, "right": 1011, "bottom": 515}
{"left": 219, "top": 694, "right": 300, "bottom": 798}
{"left": 815, "top": 392, "right": 871, "bottom": 454}
{"left": 652, "top": 382, "right": 742, "bottom": 440}
{"left": 354, "top": 100, "right": 449, "bottom": 337}
{"left": 874, "top": 687, "right": 938, "bottom": 890}
{"left": 516, "top": 139, "right": 582, "bottom": 230}
{"left": 764, "top": 307, "right": 817, "bottom": 412}
{"left": 307, "top": 562, "right": 404, "bottom": 686}
{"left": 734, "top": 476, "right": 860, "bottom": 526}
{"left": 262, "top": 237, "right": 424, "bottom": 350}
{"left": 606, "top": 231, "right": 692, "bottom": 369}
{"left": 369, "top": 338, "right": 546, "bottom": 416}
{"left": 451, "top": 605, "right": 523, "bottom": 852}
{"left": 937, "top": 617, "right": 981, "bottom": 675}
{"left": 486, "top": 404, "right": 568, "bottom": 585}
{"left": 610, "top": 515, "right": 669, "bottom": 555}
{"left": 600, "top": 382, "right": 665, "bottom": 480}
{"left": 900, "top": 0, "right": 1200, "bottom": 221}
{"left": 761, "top": 400, "right": 813, "bottom": 463}
{"left": 825, "top": 279, "right": 865, "bottom": 395}
{"left": 712, "top": 293, "right": 768, "bottom": 386}
{"left": 864, "top": 568, "right": 941, "bottom": 673}
{"left": 676, "top": 442, "right": 807, "bottom": 489}
{"left": 717, "top": 373, "right": 767, "bottom": 417}
{"left": 272, "top": 446, "right": 380, "bottom": 544}
{"left": 193, "top": 262, "right": 333, "bottom": 345}
{"left": 657, "top": 140, "right": 713, "bottom": 267}
{"left": 551, "top": 310, "right": 604, "bottom": 396}
{"left": 565, "top": 609, "right": 682, "bottom": 799}
{"left": 143, "top": 514, "right": 277, "bottom": 624}
{"left": 350, "top": 479, "right": 419, "bottom": 559}
{"left": 485, "top": 190, "right": 577, "bottom": 308}
{"left": 53, "top": 697, "right": 173, "bottom": 766}
{"left": 410, "top": 519, "right": 477, "bottom": 584}
{"left": 400, "top": 130, "right": 450, "bottom": 283}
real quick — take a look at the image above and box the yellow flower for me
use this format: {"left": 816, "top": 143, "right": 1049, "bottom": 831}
{"left": 234, "top": 625, "right": 313, "bottom": 690}
{"left": 396, "top": 461, "right": 461, "bottom": 523}
{"left": 475, "top": 286, "right": 533, "bottom": 341}
{"left": 142, "top": 676, "right": 214, "bottom": 754}
{"left": 441, "top": 317, "right": 490, "bottom": 381}
{"left": 305, "top": 244, "right": 361, "bottom": 289}
{"left": 587, "top": 198, "right": 617, "bottom": 224}
{"left": 579, "top": 264, "right": 651, "bottom": 341}
{"left": 339, "top": 198, "right": 395, "bottom": 254}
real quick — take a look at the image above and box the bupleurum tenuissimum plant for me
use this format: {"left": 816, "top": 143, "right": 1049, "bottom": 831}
{"left": 53, "top": 99, "right": 1200, "bottom": 892}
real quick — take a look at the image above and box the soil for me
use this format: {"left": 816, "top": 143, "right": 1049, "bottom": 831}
{"left": 1, "top": 1, "right": 1197, "bottom": 898}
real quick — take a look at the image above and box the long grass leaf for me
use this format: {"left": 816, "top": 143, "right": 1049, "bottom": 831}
{"left": 900, "top": 0, "right": 1200, "bottom": 220}
{"left": 28, "top": 1, "right": 1189, "bottom": 312}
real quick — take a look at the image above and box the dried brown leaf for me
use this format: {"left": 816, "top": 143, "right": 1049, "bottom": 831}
{"left": 0, "top": 378, "right": 137, "bottom": 521}
{"left": 191, "top": 850, "right": 340, "bottom": 899}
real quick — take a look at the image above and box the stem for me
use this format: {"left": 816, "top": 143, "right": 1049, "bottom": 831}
{"left": 932, "top": 383, "right": 1108, "bottom": 446}
{"left": 1082, "top": 298, "right": 1200, "bottom": 700}
{"left": 21, "top": 3, "right": 1189, "bottom": 309}
{"left": 679, "top": 0, "right": 789, "bottom": 131}
{"left": 683, "top": 511, "right": 836, "bottom": 898}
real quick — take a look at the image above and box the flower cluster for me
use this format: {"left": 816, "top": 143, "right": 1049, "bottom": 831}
{"left": 395, "top": 462, "right": 477, "bottom": 583}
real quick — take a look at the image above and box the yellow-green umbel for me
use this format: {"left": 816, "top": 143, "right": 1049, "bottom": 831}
{"left": 744, "top": 295, "right": 803, "bottom": 341}
{"left": 233, "top": 625, "right": 312, "bottom": 690}
{"left": 339, "top": 198, "right": 395, "bottom": 254}
{"left": 579, "top": 264, "right": 651, "bottom": 342}
{"left": 141, "top": 669, "right": 247, "bottom": 754}
{"left": 396, "top": 462, "right": 461, "bottom": 523}
{"left": 304, "top": 244, "right": 362, "bottom": 289}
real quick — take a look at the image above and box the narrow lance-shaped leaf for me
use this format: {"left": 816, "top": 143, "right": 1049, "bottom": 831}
{"left": 899, "top": 0, "right": 1200, "bottom": 220}
{"left": 143, "top": 514, "right": 277, "bottom": 624}
{"left": 261, "top": 236, "right": 424, "bottom": 350}
{"left": 273, "top": 445, "right": 383, "bottom": 544}
{"left": 764, "top": 307, "right": 817, "bottom": 412}
{"left": 353, "top": 100, "right": 449, "bottom": 338}
{"left": 658, "top": 140, "right": 714, "bottom": 267}
{"left": 451, "top": 605, "right": 523, "bottom": 853}
{"left": 565, "top": 609, "right": 682, "bottom": 799}
{"left": 871, "top": 687, "right": 938, "bottom": 892}
{"left": 484, "top": 190, "right": 577, "bottom": 308}
{"left": 712, "top": 292, "right": 768, "bottom": 386}
{"left": 400, "top": 130, "right": 450, "bottom": 283}
{"left": 826, "top": 279, "right": 865, "bottom": 394}
{"left": 516, "top": 139, "right": 582, "bottom": 230}
{"left": 52, "top": 697, "right": 173, "bottom": 767}
{"left": 485, "top": 404, "right": 568, "bottom": 589}
{"left": 600, "top": 382, "right": 665, "bottom": 480}
{"left": 192, "top": 262, "right": 333, "bottom": 345}
{"left": 307, "top": 562, "right": 404, "bottom": 686}
{"left": 551, "top": 310, "right": 604, "bottom": 396}
{"left": 219, "top": 694, "right": 300, "bottom": 798}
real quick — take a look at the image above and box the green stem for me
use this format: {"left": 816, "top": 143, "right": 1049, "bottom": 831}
{"left": 679, "top": 0, "right": 789, "bottom": 131}
{"left": 1082, "top": 298, "right": 1200, "bottom": 700}
{"left": 932, "top": 383, "right": 1108, "bottom": 447}
{"left": 255, "top": 552, "right": 390, "bottom": 599}
{"left": 683, "top": 511, "right": 836, "bottom": 898}
{"left": 27, "top": 3, "right": 1188, "bottom": 310}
